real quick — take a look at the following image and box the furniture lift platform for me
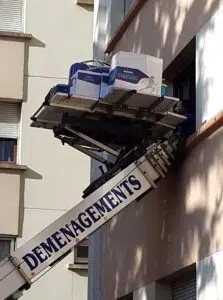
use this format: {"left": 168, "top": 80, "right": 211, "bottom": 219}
{"left": 31, "top": 87, "right": 186, "bottom": 168}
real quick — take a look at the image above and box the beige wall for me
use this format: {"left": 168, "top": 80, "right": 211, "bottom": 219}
{"left": 100, "top": 126, "right": 223, "bottom": 299}
{"left": 0, "top": 168, "right": 24, "bottom": 235}
{"left": 112, "top": 0, "right": 221, "bottom": 70}
{"left": 17, "top": 0, "right": 93, "bottom": 299}
{"left": 0, "top": 37, "right": 25, "bottom": 101}
{"left": 25, "top": 0, "right": 93, "bottom": 79}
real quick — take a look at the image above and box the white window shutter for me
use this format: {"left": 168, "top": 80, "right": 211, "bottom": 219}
{"left": 0, "top": 0, "right": 24, "bottom": 32}
{"left": 0, "top": 102, "right": 20, "bottom": 139}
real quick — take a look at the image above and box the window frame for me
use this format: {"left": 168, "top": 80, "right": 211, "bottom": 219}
{"left": 0, "top": 237, "right": 15, "bottom": 262}
{"left": 74, "top": 238, "right": 89, "bottom": 264}
{"left": 0, "top": 101, "right": 21, "bottom": 164}
{"left": 0, "top": 138, "right": 18, "bottom": 164}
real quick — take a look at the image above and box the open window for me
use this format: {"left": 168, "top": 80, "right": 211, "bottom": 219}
{"left": 164, "top": 38, "right": 196, "bottom": 139}
{"left": 0, "top": 102, "right": 20, "bottom": 163}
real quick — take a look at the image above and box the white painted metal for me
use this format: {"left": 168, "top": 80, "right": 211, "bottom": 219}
{"left": 65, "top": 125, "right": 120, "bottom": 157}
{"left": 48, "top": 93, "right": 182, "bottom": 128}
{"left": 0, "top": 136, "right": 178, "bottom": 300}
{"left": 0, "top": 258, "right": 26, "bottom": 300}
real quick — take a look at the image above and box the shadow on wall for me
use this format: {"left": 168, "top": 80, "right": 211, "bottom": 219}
{"left": 77, "top": 3, "right": 94, "bottom": 12}
{"left": 113, "top": 0, "right": 221, "bottom": 70}
{"left": 98, "top": 1, "right": 223, "bottom": 299}
{"left": 101, "top": 123, "right": 223, "bottom": 299}
{"left": 72, "top": 269, "right": 88, "bottom": 277}
{"left": 23, "top": 37, "right": 46, "bottom": 103}
{"left": 18, "top": 167, "right": 43, "bottom": 237}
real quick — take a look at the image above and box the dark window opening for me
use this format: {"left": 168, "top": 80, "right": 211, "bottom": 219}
{"left": 0, "top": 239, "right": 13, "bottom": 262}
{"left": 163, "top": 38, "right": 196, "bottom": 139}
{"left": 117, "top": 292, "right": 133, "bottom": 300}
{"left": 0, "top": 138, "right": 17, "bottom": 163}
{"left": 74, "top": 238, "right": 88, "bottom": 264}
{"left": 173, "top": 59, "right": 196, "bottom": 139}
{"left": 172, "top": 267, "right": 196, "bottom": 300}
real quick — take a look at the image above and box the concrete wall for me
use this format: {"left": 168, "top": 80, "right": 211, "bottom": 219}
{"left": 97, "top": 2, "right": 223, "bottom": 299}
{"left": 0, "top": 168, "right": 24, "bottom": 235}
{"left": 112, "top": 0, "right": 221, "bottom": 71}
{"left": 196, "top": 4, "right": 223, "bottom": 129}
{"left": 17, "top": 0, "right": 93, "bottom": 299}
{"left": 0, "top": 37, "right": 25, "bottom": 101}
{"left": 100, "top": 125, "right": 223, "bottom": 299}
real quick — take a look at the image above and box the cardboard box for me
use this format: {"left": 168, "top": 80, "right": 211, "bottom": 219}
{"left": 70, "top": 70, "right": 101, "bottom": 99}
{"left": 68, "top": 62, "right": 89, "bottom": 87}
{"left": 108, "top": 51, "right": 163, "bottom": 97}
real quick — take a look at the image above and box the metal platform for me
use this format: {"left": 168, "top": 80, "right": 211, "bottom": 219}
{"left": 31, "top": 87, "right": 186, "bottom": 167}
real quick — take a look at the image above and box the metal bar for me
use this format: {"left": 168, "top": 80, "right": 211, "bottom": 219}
{"left": 9, "top": 256, "right": 31, "bottom": 287}
{"left": 160, "top": 139, "right": 175, "bottom": 158}
{"left": 112, "top": 90, "right": 136, "bottom": 110}
{"left": 146, "top": 154, "right": 166, "bottom": 178}
{"left": 49, "top": 100, "right": 176, "bottom": 130}
{"left": 146, "top": 96, "right": 163, "bottom": 112}
{"left": 64, "top": 125, "right": 120, "bottom": 157}
{"left": 150, "top": 150, "right": 168, "bottom": 174}
{"left": 157, "top": 145, "right": 171, "bottom": 166}
{"left": 30, "top": 103, "right": 46, "bottom": 122}
{"left": 154, "top": 147, "right": 170, "bottom": 169}
{"left": 73, "top": 145, "right": 110, "bottom": 165}
{"left": 156, "top": 121, "right": 175, "bottom": 129}
{"left": 137, "top": 162, "right": 157, "bottom": 188}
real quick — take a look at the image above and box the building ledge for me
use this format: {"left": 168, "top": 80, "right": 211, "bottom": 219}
{"left": 0, "top": 31, "right": 32, "bottom": 40}
{"left": 67, "top": 263, "right": 88, "bottom": 271}
{"left": 105, "top": 0, "right": 147, "bottom": 54}
{"left": 0, "top": 163, "right": 27, "bottom": 171}
{"left": 0, "top": 97, "right": 23, "bottom": 103}
{"left": 186, "top": 109, "right": 223, "bottom": 152}
{"left": 76, "top": 0, "right": 94, "bottom": 6}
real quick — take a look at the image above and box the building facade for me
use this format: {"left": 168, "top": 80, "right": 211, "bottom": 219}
{"left": 0, "top": 0, "right": 93, "bottom": 299}
{"left": 90, "top": 0, "right": 223, "bottom": 299}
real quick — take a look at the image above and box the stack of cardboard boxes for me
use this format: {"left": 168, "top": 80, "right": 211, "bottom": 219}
{"left": 68, "top": 51, "right": 163, "bottom": 101}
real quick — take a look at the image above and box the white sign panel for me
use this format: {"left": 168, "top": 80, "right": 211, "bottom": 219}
{"left": 13, "top": 160, "right": 152, "bottom": 280}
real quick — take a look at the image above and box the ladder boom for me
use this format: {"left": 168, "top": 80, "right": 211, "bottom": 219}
{"left": 0, "top": 136, "right": 178, "bottom": 300}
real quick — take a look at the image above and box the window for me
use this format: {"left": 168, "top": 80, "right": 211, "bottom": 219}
{"left": 117, "top": 293, "right": 133, "bottom": 300}
{"left": 0, "top": 102, "right": 20, "bottom": 163}
{"left": 124, "top": 0, "right": 134, "bottom": 17}
{"left": 0, "top": 0, "right": 24, "bottom": 32}
{"left": 109, "top": 0, "right": 135, "bottom": 38}
{"left": 74, "top": 238, "right": 88, "bottom": 264}
{"left": 172, "top": 268, "right": 196, "bottom": 300}
{"left": 173, "top": 60, "right": 196, "bottom": 138}
{"left": 0, "top": 238, "right": 14, "bottom": 262}
{"left": 173, "top": 59, "right": 195, "bottom": 108}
